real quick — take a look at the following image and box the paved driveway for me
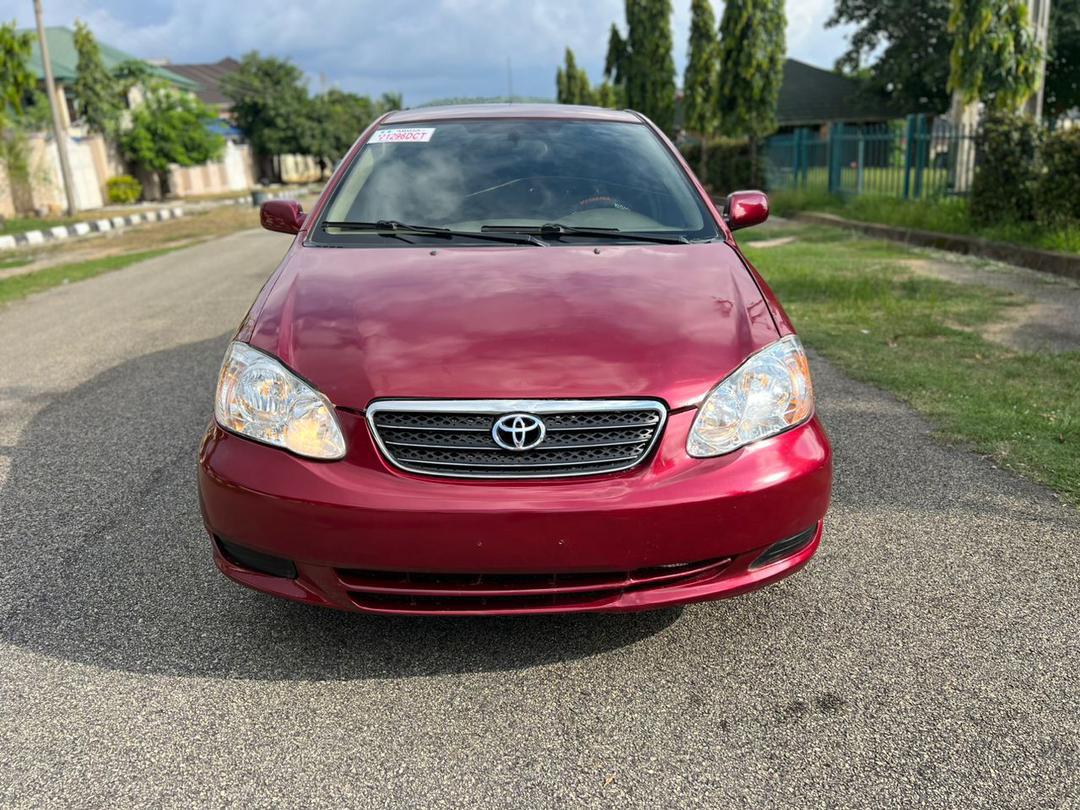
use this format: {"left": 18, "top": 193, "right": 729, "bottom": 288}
{"left": 1, "top": 230, "right": 1077, "bottom": 808}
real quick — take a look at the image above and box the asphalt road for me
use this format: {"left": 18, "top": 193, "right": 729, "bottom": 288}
{"left": 1, "top": 229, "right": 1077, "bottom": 808}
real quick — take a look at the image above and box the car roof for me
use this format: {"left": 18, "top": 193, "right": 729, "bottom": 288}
{"left": 382, "top": 103, "right": 642, "bottom": 125}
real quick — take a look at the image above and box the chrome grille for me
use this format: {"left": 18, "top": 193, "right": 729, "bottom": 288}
{"left": 367, "top": 399, "right": 667, "bottom": 479}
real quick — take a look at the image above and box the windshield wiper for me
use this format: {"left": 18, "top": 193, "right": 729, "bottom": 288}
{"left": 322, "top": 220, "right": 545, "bottom": 246}
{"left": 482, "top": 222, "right": 689, "bottom": 244}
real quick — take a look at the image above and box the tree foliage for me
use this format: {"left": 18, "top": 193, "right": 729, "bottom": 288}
{"left": 1044, "top": 0, "right": 1080, "bottom": 121}
{"left": 827, "top": 0, "right": 952, "bottom": 113}
{"left": 304, "top": 89, "right": 376, "bottom": 160}
{"left": 556, "top": 48, "right": 595, "bottom": 105}
{"left": 716, "top": 0, "right": 785, "bottom": 140}
{"left": 222, "top": 52, "right": 402, "bottom": 167}
{"left": 554, "top": 48, "right": 620, "bottom": 108}
{"left": 594, "top": 80, "right": 620, "bottom": 109}
{"left": 72, "top": 20, "right": 124, "bottom": 136}
{"left": 220, "top": 52, "right": 311, "bottom": 157}
{"left": 683, "top": 0, "right": 719, "bottom": 138}
{"left": 0, "top": 21, "right": 45, "bottom": 209}
{"left": 0, "top": 20, "right": 35, "bottom": 119}
{"left": 832, "top": 0, "right": 1075, "bottom": 119}
{"left": 622, "top": 0, "right": 676, "bottom": 132}
{"left": 1035, "top": 127, "right": 1080, "bottom": 227}
{"left": 970, "top": 109, "right": 1038, "bottom": 224}
{"left": 119, "top": 85, "right": 224, "bottom": 188}
{"left": 948, "top": 0, "right": 1041, "bottom": 111}
{"left": 377, "top": 92, "right": 404, "bottom": 113}
{"left": 604, "top": 23, "right": 627, "bottom": 86}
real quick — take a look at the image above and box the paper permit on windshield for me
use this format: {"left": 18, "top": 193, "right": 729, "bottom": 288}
{"left": 369, "top": 127, "right": 436, "bottom": 143}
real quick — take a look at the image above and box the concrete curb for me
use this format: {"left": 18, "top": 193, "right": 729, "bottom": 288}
{"left": 793, "top": 211, "right": 1080, "bottom": 282}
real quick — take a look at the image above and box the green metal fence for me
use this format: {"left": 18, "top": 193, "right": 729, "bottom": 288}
{"left": 765, "top": 115, "right": 977, "bottom": 199}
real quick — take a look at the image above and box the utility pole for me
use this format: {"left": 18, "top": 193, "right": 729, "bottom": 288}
{"left": 33, "top": 0, "right": 77, "bottom": 215}
{"left": 1024, "top": 0, "right": 1052, "bottom": 123}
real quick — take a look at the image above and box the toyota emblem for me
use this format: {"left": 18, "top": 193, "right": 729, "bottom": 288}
{"left": 492, "top": 413, "right": 546, "bottom": 451}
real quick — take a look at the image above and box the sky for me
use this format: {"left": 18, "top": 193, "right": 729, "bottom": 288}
{"left": 10, "top": 0, "right": 855, "bottom": 104}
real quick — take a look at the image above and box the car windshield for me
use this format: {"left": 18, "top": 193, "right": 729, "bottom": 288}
{"left": 312, "top": 118, "right": 719, "bottom": 246}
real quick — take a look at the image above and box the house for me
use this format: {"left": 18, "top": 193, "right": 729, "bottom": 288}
{"left": 776, "top": 59, "right": 895, "bottom": 132}
{"left": 2, "top": 28, "right": 256, "bottom": 216}
{"left": 676, "top": 58, "right": 896, "bottom": 138}
{"left": 24, "top": 27, "right": 198, "bottom": 130}
{"left": 161, "top": 57, "right": 242, "bottom": 114}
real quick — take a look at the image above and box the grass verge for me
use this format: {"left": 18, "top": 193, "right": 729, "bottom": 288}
{"left": 0, "top": 247, "right": 182, "bottom": 305}
{"left": 0, "top": 256, "right": 31, "bottom": 270}
{"left": 770, "top": 190, "right": 1080, "bottom": 255}
{"left": 744, "top": 226, "right": 1080, "bottom": 505}
{"left": 1, "top": 216, "right": 79, "bottom": 237}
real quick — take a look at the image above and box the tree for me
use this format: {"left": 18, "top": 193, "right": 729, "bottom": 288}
{"left": 305, "top": 89, "right": 376, "bottom": 166}
{"left": 683, "top": 0, "right": 719, "bottom": 179}
{"left": 1044, "top": 0, "right": 1080, "bottom": 121}
{"left": 220, "top": 52, "right": 311, "bottom": 177}
{"left": 948, "top": 0, "right": 1041, "bottom": 111}
{"left": 376, "top": 92, "right": 404, "bottom": 114}
{"left": 119, "top": 85, "right": 224, "bottom": 197}
{"left": 622, "top": 0, "right": 677, "bottom": 132}
{"left": 555, "top": 48, "right": 596, "bottom": 105}
{"left": 0, "top": 20, "right": 35, "bottom": 118}
{"left": 717, "top": 0, "right": 785, "bottom": 178}
{"left": 112, "top": 59, "right": 151, "bottom": 98}
{"left": 72, "top": 20, "right": 124, "bottom": 137}
{"left": 594, "top": 80, "right": 619, "bottom": 109}
{"left": 604, "top": 23, "right": 628, "bottom": 86}
{"left": 827, "top": 0, "right": 952, "bottom": 113}
{"left": 0, "top": 21, "right": 44, "bottom": 213}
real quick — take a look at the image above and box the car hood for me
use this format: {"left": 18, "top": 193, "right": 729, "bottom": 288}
{"left": 246, "top": 242, "right": 779, "bottom": 411}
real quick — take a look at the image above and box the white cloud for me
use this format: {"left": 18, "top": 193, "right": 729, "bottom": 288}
{"left": 14, "top": 0, "right": 852, "bottom": 103}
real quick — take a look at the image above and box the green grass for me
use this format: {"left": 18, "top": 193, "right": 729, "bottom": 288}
{"left": 0, "top": 247, "right": 180, "bottom": 305}
{"left": 745, "top": 228, "right": 1080, "bottom": 505}
{"left": 0, "top": 216, "right": 78, "bottom": 237}
{"left": 769, "top": 189, "right": 1080, "bottom": 254}
{"left": 0, "top": 256, "right": 31, "bottom": 270}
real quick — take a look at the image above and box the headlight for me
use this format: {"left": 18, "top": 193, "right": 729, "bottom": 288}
{"left": 687, "top": 335, "right": 814, "bottom": 457}
{"left": 214, "top": 341, "right": 346, "bottom": 460}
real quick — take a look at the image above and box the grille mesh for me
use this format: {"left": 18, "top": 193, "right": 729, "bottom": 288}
{"left": 368, "top": 401, "right": 666, "bottom": 478}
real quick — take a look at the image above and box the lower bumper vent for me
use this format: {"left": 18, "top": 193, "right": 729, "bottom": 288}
{"left": 337, "top": 557, "right": 730, "bottom": 614}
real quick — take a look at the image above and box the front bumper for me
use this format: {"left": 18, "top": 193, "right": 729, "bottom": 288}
{"left": 198, "top": 409, "right": 832, "bottom": 615}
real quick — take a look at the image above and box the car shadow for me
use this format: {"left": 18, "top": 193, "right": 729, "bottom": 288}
{"left": 0, "top": 335, "right": 680, "bottom": 681}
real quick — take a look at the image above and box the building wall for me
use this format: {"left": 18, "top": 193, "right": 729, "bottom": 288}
{"left": 167, "top": 141, "right": 256, "bottom": 197}
{"left": 0, "top": 165, "right": 15, "bottom": 219}
{"left": 279, "top": 154, "right": 322, "bottom": 184}
{"left": 27, "top": 132, "right": 104, "bottom": 213}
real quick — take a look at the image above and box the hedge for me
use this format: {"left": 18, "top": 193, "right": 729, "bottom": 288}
{"left": 106, "top": 175, "right": 143, "bottom": 205}
{"left": 970, "top": 111, "right": 1039, "bottom": 226}
{"left": 678, "top": 138, "right": 763, "bottom": 196}
{"left": 1035, "top": 127, "right": 1080, "bottom": 228}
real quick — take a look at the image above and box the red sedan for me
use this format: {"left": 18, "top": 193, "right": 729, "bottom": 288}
{"left": 197, "top": 104, "right": 832, "bottom": 615}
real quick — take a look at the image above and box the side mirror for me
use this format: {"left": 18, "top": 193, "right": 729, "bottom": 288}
{"left": 723, "top": 190, "right": 769, "bottom": 231}
{"left": 260, "top": 199, "right": 306, "bottom": 235}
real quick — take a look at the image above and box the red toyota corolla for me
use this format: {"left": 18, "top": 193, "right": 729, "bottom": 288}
{"left": 197, "top": 104, "right": 832, "bottom": 615}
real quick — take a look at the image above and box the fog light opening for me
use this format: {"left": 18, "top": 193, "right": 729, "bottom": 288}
{"left": 216, "top": 537, "right": 298, "bottom": 579}
{"left": 750, "top": 525, "right": 817, "bottom": 569}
